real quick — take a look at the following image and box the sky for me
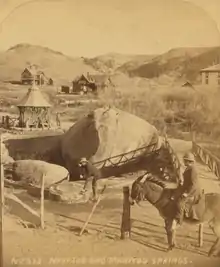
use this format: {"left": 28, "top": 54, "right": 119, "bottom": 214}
{"left": 0, "top": 0, "right": 220, "bottom": 57}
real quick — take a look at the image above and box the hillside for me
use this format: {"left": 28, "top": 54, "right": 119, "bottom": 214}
{"left": 0, "top": 44, "right": 99, "bottom": 84}
{"left": 0, "top": 44, "right": 158, "bottom": 84}
{"left": 1, "top": 43, "right": 220, "bottom": 86}
{"left": 129, "top": 47, "right": 220, "bottom": 82}
{"left": 116, "top": 54, "right": 157, "bottom": 74}
{"left": 84, "top": 53, "right": 156, "bottom": 74}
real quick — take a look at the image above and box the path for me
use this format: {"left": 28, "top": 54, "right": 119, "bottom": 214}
{"left": 4, "top": 139, "right": 220, "bottom": 267}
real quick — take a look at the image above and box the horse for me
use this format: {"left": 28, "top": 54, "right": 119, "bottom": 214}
{"left": 129, "top": 173, "right": 220, "bottom": 257}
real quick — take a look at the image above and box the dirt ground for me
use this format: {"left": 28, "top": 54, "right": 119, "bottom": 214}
{"left": 4, "top": 139, "right": 220, "bottom": 267}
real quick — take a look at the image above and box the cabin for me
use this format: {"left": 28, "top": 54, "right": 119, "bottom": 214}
{"left": 60, "top": 85, "right": 71, "bottom": 94}
{"left": 72, "top": 73, "right": 113, "bottom": 94}
{"left": 48, "top": 78, "right": 54, "bottom": 85}
{"left": 182, "top": 81, "right": 194, "bottom": 89}
{"left": 21, "top": 66, "right": 53, "bottom": 86}
{"left": 200, "top": 64, "right": 220, "bottom": 86}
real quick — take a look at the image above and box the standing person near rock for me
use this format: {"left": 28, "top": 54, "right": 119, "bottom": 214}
{"left": 78, "top": 158, "right": 101, "bottom": 201}
{"left": 56, "top": 112, "right": 61, "bottom": 128}
{"left": 174, "top": 152, "right": 201, "bottom": 225}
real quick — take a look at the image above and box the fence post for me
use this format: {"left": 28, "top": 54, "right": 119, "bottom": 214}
{"left": 40, "top": 175, "right": 45, "bottom": 229}
{"left": 198, "top": 223, "right": 203, "bottom": 247}
{"left": 120, "top": 186, "right": 131, "bottom": 239}
{"left": 0, "top": 135, "right": 4, "bottom": 267}
{"left": 191, "top": 131, "right": 196, "bottom": 142}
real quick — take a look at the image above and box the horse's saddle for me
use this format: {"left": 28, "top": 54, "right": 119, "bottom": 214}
{"left": 184, "top": 191, "right": 205, "bottom": 221}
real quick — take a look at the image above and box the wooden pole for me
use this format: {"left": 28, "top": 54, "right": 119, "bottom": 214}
{"left": 191, "top": 130, "right": 196, "bottom": 143}
{"left": 79, "top": 185, "right": 106, "bottom": 236}
{"left": 0, "top": 134, "right": 4, "bottom": 267}
{"left": 40, "top": 175, "right": 45, "bottom": 229}
{"left": 198, "top": 223, "right": 203, "bottom": 247}
{"left": 120, "top": 186, "right": 131, "bottom": 239}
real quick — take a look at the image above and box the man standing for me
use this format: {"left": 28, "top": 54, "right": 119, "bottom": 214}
{"left": 56, "top": 112, "right": 61, "bottom": 128}
{"left": 78, "top": 158, "right": 101, "bottom": 200}
{"left": 174, "top": 152, "right": 201, "bottom": 225}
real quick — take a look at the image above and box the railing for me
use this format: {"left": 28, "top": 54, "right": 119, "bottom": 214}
{"left": 93, "top": 142, "right": 160, "bottom": 169}
{"left": 1, "top": 116, "right": 18, "bottom": 129}
{"left": 192, "top": 141, "right": 220, "bottom": 179}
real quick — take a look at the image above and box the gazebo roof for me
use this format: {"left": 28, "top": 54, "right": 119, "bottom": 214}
{"left": 17, "top": 82, "right": 52, "bottom": 108}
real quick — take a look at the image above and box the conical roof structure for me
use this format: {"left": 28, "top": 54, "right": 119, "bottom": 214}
{"left": 17, "top": 82, "right": 51, "bottom": 108}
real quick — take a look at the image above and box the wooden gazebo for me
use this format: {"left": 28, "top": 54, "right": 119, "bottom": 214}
{"left": 17, "top": 81, "right": 52, "bottom": 129}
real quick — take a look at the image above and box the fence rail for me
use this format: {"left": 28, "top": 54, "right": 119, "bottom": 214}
{"left": 192, "top": 141, "right": 220, "bottom": 179}
{"left": 1, "top": 115, "right": 18, "bottom": 128}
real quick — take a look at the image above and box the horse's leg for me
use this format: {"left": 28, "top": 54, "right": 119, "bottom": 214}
{"left": 208, "top": 220, "right": 220, "bottom": 257}
{"left": 165, "top": 219, "right": 176, "bottom": 251}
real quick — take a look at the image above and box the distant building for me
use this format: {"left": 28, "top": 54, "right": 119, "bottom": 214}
{"left": 72, "top": 73, "right": 113, "bottom": 94}
{"left": 48, "top": 78, "right": 54, "bottom": 85}
{"left": 200, "top": 64, "right": 220, "bottom": 86}
{"left": 182, "top": 81, "right": 194, "bottom": 89}
{"left": 21, "top": 66, "right": 53, "bottom": 86}
{"left": 17, "top": 81, "right": 52, "bottom": 128}
{"left": 60, "top": 85, "right": 71, "bottom": 94}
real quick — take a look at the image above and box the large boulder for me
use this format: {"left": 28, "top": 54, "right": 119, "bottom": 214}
{"left": 3, "top": 133, "right": 63, "bottom": 164}
{"left": 61, "top": 107, "right": 161, "bottom": 179}
{"left": 5, "top": 160, "right": 69, "bottom": 189}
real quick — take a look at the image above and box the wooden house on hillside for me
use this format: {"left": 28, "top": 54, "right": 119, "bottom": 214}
{"left": 21, "top": 66, "right": 53, "bottom": 86}
{"left": 72, "top": 73, "right": 113, "bottom": 94}
{"left": 200, "top": 64, "right": 220, "bottom": 86}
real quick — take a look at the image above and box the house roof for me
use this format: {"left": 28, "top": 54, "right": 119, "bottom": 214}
{"left": 182, "top": 81, "right": 194, "bottom": 88}
{"left": 17, "top": 82, "right": 51, "bottom": 108}
{"left": 22, "top": 66, "right": 45, "bottom": 76}
{"left": 89, "top": 74, "right": 111, "bottom": 84}
{"left": 200, "top": 64, "right": 220, "bottom": 72}
{"left": 74, "top": 73, "right": 113, "bottom": 85}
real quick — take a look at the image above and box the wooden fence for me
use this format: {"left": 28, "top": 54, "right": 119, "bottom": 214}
{"left": 192, "top": 141, "right": 220, "bottom": 179}
{"left": 1, "top": 115, "right": 18, "bottom": 129}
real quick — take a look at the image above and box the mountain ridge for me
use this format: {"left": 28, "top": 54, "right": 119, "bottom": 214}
{"left": 0, "top": 43, "right": 219, "bottom": 85}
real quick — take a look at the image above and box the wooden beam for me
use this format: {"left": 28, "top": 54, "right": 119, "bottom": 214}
{"left": 120, "top": 186, "right": 131, "bottom": 239}
{"left": 191, "top": 131, "right": 196, "bottom": 144}
{"left": 40, "top": 175, "right": 45, "bottom": 229}
{"left": 0, "top": 135, "right": 4, "bottom": 267}
{"left": 198, "top": 223, "right": 203, "bottom": 247}
{"left": 79, "top": 185, "right": 106, "bottom": 236}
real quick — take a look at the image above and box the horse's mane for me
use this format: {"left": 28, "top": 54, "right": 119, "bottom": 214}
{"left": 134, "top": 172, "right": 166, "bottom": 189}
{"left": 144, "top": 174, "right": 166, "bottom": 189}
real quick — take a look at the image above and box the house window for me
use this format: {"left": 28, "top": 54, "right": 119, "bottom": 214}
{"left": 205, "top": 73, "right": 209, "bottom": 84}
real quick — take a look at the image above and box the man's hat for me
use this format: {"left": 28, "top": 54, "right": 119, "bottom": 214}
{"left": 183, "top": 152, "right": 195, "bottom": 162}
{"left": 80, "top": 157, "right": 87, "bottom": 163}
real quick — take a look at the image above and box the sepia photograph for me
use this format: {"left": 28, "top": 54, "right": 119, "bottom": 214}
{"left": 1, "top": 0, "right": 220, "bottom": 266}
